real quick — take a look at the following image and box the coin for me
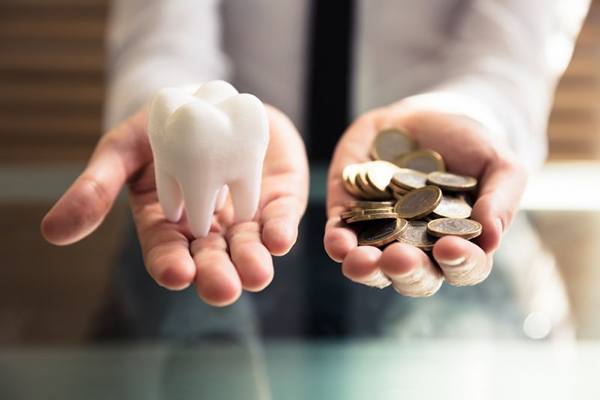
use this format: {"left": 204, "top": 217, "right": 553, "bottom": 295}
{"left": 365, "top": 161, "right": 400, "bottom": 194}
{"left": 343, "top": 208, "right": 394, "bottom": 220}
{"left": 390, "top": 186, "right": 409, "bottom": 196}
{"left": 427, "top": 171, "right": 477, "bottom": 192}
{"left": 391, "top": 191, "right": 406, "bottom": 200}
{"left": 346, "top": 212, "right": 399, "bottom": 224}
{"left": 348, "top": 200, "right": 395, "bottom": 209}
{"left": 394, "top": 185, "right": 442, "bottom": 219}
{"left": 433, "top": 195, "right": 472, "bottom": 219}
{"left": 390, "top": 168, "right": 428, "bottom": 190}
{"left": 342, "top": 164, "right": 363, "bottom": 197}
{"left": 395, "top": 149, "right": 445, "bottom": 173}
{"left": 357, "top": 166, "right": 391, "bottom": 200}
{"left": 361, "top": 207, "right": 394, "bottom": 214}
{"left": 371, "top": 129, "right": 417, "bottom": 162}
{"left": 426, "top": 218, "right": 482, "bottom": 240}
{"left": 355, "top": 167, "right": 382, "bottom": 198}
{"left": 397, "top": 220, "right": 437, "bottom": 251}
{"left": 358, "top": 218, "right": 408, "bottom": 246}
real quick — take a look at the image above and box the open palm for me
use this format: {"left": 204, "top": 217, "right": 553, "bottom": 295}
{"left": 42, "top": 106, "right": 308, "bottom": 306}
{"left": 324, "top": 103, "right": 527, "bottom": 296}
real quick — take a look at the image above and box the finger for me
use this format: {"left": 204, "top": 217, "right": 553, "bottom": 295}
{"left": 323, "top": 216, "right": 357, "bottom": 262}
{"left": 227, "top": 221, "right": 274, "bottom": 291}
{"left": 432, "top": 236, "right": 492, "bottom": 287}
{"left": 324, "top": 113, "right": 384, "bottom": 262}
{"left": 191, "top": 233, "right": 242, "bottom": 307}
{"left": 471, "top": 157, "right": 527, "bottom": 253}
{"left": 41, "top": 111, "right": 151, "bottom": 245}
{"left": 260, "top": 106, "right": 309, "bottom": 256}
{"left": 260, "top": 194, "right": 302, "bottom": 256}
{"left": 379, "top": 242, "right": 444, "bottom": 297}
{"left": 325, "top": 113, "right": 379, "bottom": 214}
{"left": 130, "top": 191, "right": 196, "bottom": 291}
{"left": 341, "top": 246, "right": 390, "bottom": 288}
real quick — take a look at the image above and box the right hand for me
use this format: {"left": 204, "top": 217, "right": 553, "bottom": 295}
{"left": 41, "top": 106, "right": 309, "bottom": 306}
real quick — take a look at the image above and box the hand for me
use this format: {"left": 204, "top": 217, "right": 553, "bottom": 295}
{"left": 42, "top": 105, "right": 309, "bottom": 306}
{"left": 324, "top": 103, "right": 527, "bottom": 297}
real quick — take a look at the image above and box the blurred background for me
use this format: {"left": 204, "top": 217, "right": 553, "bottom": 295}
{"left": 1, "top": 0, "right": 600, "bottom": 347}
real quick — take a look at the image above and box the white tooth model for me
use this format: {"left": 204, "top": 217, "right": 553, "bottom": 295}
{"left": 148, "top": 80, "right": 269, "bottom": 237}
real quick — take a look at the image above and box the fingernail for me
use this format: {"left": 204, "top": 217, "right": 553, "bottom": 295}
{"left": 276, "top": 219, "right": 293, "bottom": 239}
{"left": 363, "top": 270, "right": 392, "bottom": 289}
{"left": 495, "top": 218, "right": 504, "bottom": 234}
{"left": 440, "top": 256, "right": 466, "bottom": 267}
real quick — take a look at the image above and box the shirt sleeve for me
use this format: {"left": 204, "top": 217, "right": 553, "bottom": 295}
{"left": 103, "top": 0, "right": 230, "bottom": 129}
{"left": 403, "top": 0, "right": 590, "bottom": 170}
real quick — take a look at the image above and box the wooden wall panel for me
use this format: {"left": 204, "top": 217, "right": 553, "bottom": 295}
{"left": 548, "top": 1, "right": 600, "bottom": 160}
{"left": 0, "top": 0, "right": 107, "bottom": 163}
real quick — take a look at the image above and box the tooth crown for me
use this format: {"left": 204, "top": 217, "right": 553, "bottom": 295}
{"left": 148, "top": 80, "right": 269, "bottom": 237}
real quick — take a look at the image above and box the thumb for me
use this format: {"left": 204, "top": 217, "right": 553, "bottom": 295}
{"left": 471, "top": 155, "right": 528, "bottom": 253}
{"left": 41, "top": 111, "right": 150, "bottom": 245}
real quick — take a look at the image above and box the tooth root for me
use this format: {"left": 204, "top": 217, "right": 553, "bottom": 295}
{"left": 155, "top": 167, "right": 184, "bottom": 222}
{"left": 229, "top": 174, "right": 261, "bottom": 223}
{"left": 214, "top": 185, "right": 229, "bottom": 212}
{"left": 181, "top": 180, "right": 219, "bottom": 237}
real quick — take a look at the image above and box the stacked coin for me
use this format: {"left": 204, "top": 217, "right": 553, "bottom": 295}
{"left": 341, "top": 129, "right": 482, "bottom": 249}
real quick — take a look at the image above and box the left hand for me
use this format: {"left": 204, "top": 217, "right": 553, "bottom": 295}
{"left": 323, "top": 102, "right": 527, "bottom": 297}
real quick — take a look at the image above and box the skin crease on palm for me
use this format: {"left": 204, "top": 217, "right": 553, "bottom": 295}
{"left": 324, "top": 101, "right": 527, "bottom": 297}
{"left": 41, "top": 99, "right": 527, "bottom": 306}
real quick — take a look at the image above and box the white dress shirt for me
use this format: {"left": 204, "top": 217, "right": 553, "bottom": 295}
{"left": 105, "top": 0, "right": 589, "bottom": 169}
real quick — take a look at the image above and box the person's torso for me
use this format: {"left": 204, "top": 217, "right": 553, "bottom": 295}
{"left": 221, "top": 0, "right": 466, "bottom": 132}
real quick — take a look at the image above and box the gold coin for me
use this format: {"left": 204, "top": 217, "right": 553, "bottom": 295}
{"left": 362, "top": 207, "right": 394, "bottom": 214}
{"left": 348, "top": 200, "right": 396, "bottom": 209}
{"left": 398, "top": 220, "right": 437, "bottom": 251}
{"left": 342, "top": 164, "right": 363, "bottom": 197}
{"left": 355, "top": 168, "right": 379, "bottom": 198}
{"left": 433, "top": 195, "right": 472, "bottom": 219}
{"left": 346, "top": 212, "right": 399, "bottom": 224}
{"left": 392, "top": 192, "right": 405, "bottom": 201}
{"left": 356, "top": 166, "right": 390, "bottom": 200}
{"left": 394, "top": 185, "right": 442, "bottom": 219}
{"left": 395, "top": 149, "right": 445, "bottom": 173}
{"left": 426, "top": 218, "right": 482, "bottom": 240}
{"left": 365, "top": 161, "right": 400, "bottom": 194}
{"left": 371, "top": 129, "right": 417, "bottom": 162}
{"left": 358, "top": 218, "right": 408, "bottom": 246}
{"left": 390, "top": 188, "right": 409, "bottom": 197}
{"left": 391, "top": 168, "right": 428, "bottom": 190}
{"left": 388, "top": 182, "right": 409, "bottom": 197}
{"left": 343, "top": 208, "right": 394, "bottom": 220}
{"left": 427, "top": 171, "right": 477, "bottom": 192}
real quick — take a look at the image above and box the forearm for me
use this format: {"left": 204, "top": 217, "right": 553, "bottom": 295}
{"left": 404, "top": 0, "right": 590, "bottom": 170}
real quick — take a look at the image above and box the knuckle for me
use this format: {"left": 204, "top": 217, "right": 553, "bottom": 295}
{"left": 79, "top": 175, "right": 113, "bottom": 213}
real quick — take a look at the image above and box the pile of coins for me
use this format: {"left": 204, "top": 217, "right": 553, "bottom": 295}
{"left": 341, "top": 129, "right": 482, "bottom": 249}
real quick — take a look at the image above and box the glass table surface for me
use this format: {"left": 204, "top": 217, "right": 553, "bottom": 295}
{"left": 2, "top": 339, "right": 599, "bottom": 400}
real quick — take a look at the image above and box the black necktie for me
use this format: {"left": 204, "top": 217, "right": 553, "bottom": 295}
{"left": 304, "top": 0, "right": 356, "bottom": 337}
{"left": 306, "top": 0, "right": 355, "bottom": 161}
